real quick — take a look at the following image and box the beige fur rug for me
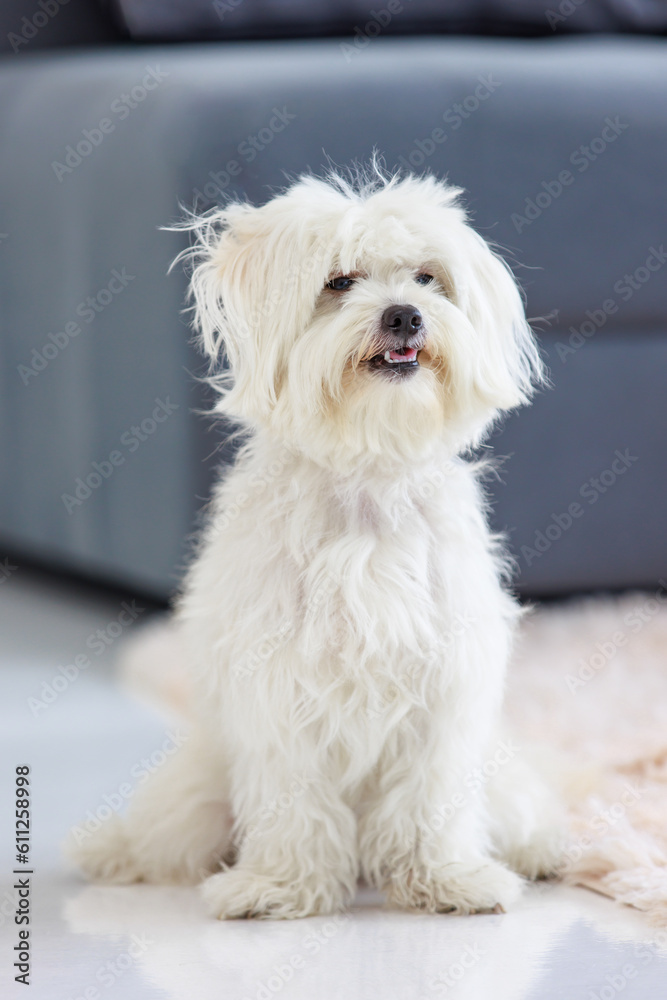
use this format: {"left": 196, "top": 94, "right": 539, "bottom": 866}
{"left": 507, "top": 589, "right": 667, "bottom": 924}
{"left": 121, "top": 589, "right": 667, "bottom": 923}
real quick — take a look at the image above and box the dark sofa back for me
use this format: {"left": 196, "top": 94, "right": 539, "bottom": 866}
{"left": 0, "top": 0, "right": 124, "bottom": 56}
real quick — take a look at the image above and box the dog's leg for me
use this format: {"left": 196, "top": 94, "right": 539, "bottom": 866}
{"left": 201, "top": 752, "right": 358, "bottom": 919}
{"left": 485, "top": 746, "right": 565, "bottom": 879}
{"left": 358, "top": 717, "right": 524, "bottom": 914}
{"left": 65, "top": 732, "right": 232, "bottom": 885}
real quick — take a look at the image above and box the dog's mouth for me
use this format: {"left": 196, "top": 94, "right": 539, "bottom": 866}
{"left": 366, "top": 344, "right": 422, "bottom": 375}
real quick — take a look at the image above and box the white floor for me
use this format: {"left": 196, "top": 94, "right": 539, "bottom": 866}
{"left": 2, "top": 568, "right": 667, "bottom": 1000}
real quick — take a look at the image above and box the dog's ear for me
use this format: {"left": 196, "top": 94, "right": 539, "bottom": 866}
{"left": 184, "top": 199, "right": 332, "bottom": 424}
{"left": 456, "top": 228, "right": 544, "bottom": 416}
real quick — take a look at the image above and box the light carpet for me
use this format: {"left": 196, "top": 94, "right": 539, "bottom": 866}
{"left": 508, "top": 589, "right": 667, "bottom": 924}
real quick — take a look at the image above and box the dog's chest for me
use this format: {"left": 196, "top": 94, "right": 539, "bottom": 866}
{"left": 297, "top": 485, "right": 460, "bottom": 669}
{"left": 201, "top": 454, "right": 493, "bottom": 696}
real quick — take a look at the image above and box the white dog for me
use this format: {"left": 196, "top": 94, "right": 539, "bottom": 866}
{"left": 69, "top": 167, "right": 562, "bottom": 919}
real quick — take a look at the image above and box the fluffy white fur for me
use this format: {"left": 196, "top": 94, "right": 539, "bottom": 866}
{"left": 67, "top": 167, "right": 562, "bottom": 918}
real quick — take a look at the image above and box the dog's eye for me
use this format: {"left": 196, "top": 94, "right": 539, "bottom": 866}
{"left": 327, "top": 276, "right": 355, "bottom": 292}
{"left": 415, "top": 273, "right": 434, "bottom": 286}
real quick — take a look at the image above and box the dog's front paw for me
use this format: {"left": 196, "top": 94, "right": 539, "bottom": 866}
{"left": 387, "top": 859, "right": 523, "bottom": 915}
{"left": 503, "top": 828, "right": 565, "bottom": 881}
{"left": 201, "top": 867, "right": 349, "bottom": 920}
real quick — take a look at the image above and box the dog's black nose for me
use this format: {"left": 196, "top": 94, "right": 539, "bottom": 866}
{"left": 382, "top": 304, "right": 423, "bottom": 336}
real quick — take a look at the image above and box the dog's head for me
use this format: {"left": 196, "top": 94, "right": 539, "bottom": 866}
{"left": 184, "top": 170, "right": 542, "bottom": 470}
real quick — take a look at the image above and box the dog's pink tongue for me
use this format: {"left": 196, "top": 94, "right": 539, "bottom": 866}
{"left": 389, "top": 348, "right": 417, "bottom": 362}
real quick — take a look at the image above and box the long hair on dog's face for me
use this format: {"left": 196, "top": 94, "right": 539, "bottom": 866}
{"left": 182, "top": 169, "right": 543, "bottom": 471}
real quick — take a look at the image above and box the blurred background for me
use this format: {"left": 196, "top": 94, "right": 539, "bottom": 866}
{"left": 1, "top": 0, "right": 666, "bottom": 606}
{"left": 1, "top": 4, "right": 667, "bottom": 997}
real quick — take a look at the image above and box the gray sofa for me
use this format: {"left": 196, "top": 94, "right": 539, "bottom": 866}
{"left": 1, "top": 24, "right": 665, "bottom": 598}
